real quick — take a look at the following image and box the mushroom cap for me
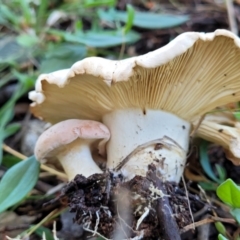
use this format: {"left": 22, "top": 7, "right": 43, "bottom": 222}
{"left": 225, "top": 149, "right": 240, "bottom": 165}
{"left": 204, "top": 111, "right": 236, "bottom": 126}
{"left": 34, "top": 119, "right": 110, "bottom": 161}
{"left": 195, "top": 118, "right": 240, "bottom": 165}
{"left": 194, "top": 111, "right": 240, "bottom": 165}
{"left": 29, "top": 29, "right": 240, "bottom": 123}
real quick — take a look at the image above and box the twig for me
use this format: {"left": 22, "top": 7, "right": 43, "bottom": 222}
{"left": 233, "top": 226, "right": 240, "bottom": 239}
{"left": 193, "top": 205, "right": 209, "bottom": 219}
{"left": 190, "top": 114, "right": 206, "bottom": 139}
{"left": 188, "top": 186, "right": 230, "bottom": 212}
{"left": 25, "top": 209, "right": 59, "bottom": 237}
{"left": 0, "top": 224, "right": 29, "bottom": 233}
{"left": 2, "top": 143, "right": 68, "bottom": 180}
{"left": 118, "top": 33, "right": 126, "bottom": 60}
{"left": 182, "top": 217, "right": 236, "bottom": 232}
{"left": 226, "top": 0, "right": 238, "bottom": 35}
{"left": 148, "top": 167, "right": 181, "bottom": 240}
{"left": 46, "top": 183, "right": 66, "bottom": 196}
{"left": 182, "top": 176, "right": 195, "bottom": 229}
{"left": 198, "top": 185, "right": 217, "bottom": 217}
{"left": 198, "top": 185, "right": 233, "bottom": 239}
{"left": 211, "top": 216, "right": 236, "bottom": 224}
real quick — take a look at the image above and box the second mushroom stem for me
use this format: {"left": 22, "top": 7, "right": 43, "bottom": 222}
{"left": 57, "top": 139, "right": 102, "bottom": 180}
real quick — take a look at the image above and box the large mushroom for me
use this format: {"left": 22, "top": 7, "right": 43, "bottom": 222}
{"left": 34, "top": 119, "right": 110, "bottom": 180}
{"left": 30, "top": 30, "right": 240, "bottom": 183}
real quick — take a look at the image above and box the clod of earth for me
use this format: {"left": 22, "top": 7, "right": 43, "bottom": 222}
{"left": 49, "top": 164, "right": 195, "bottom": 239}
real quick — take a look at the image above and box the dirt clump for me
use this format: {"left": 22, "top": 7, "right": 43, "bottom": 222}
{"left": 53, "top": 165, "right": 194, "bottom": 239}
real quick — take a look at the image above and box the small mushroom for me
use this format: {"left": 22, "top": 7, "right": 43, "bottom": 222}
{"left": 34, "top": 119, "right": 110, "bottom": 180}
{"left": 30, "top": 30, "right": 240, "bottom": 183}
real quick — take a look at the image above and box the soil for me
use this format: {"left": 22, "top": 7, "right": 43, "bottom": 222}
{"left": 50, "top": 164, "right": 201, "bottom": 240}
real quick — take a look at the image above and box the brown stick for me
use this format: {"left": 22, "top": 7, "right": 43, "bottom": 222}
{"left": 148, "top": 166, "right": 181, "bottom": 240}
{"left": 182, "top": 217, "right": 236, "bottom": 232}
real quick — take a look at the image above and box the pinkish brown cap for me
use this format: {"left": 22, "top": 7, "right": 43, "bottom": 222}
{"left": 35, "top": 119, "right": 110, "bottom": 160}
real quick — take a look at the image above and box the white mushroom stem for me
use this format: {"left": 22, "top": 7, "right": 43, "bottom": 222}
{"left": 196, "top": 120, "right": 240, "bottom": 163}
{"left": 57, "top": 139, "right": 102, "bottom": 180}
{"left": 103, "top": 109, "right": 191, "bottom": 183}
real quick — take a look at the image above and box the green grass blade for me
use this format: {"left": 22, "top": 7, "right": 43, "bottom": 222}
{"left": 123, "top": 4, "right": 135, "bottom": 34}
{"left": 199, "top": 140, "right": 221, "bottom": 183}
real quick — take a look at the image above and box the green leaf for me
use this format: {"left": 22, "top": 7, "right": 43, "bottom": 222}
{"left": 0, "top": 14, "right": 8, "bottom": 25}
{"left": 75, "top": 20, "right": 83, "bottom": 31}
{"left": 40, "top": 43, "right": 87, "bottom": 73}
{"left": 0, "top": 72, "right": 14, "bottom": 88}
{"left": 0, "top": 156, "right": 40, "bottom": 213}
{"left": 19, "top": 0, "right": 33, "bottom": 25}
{"left": 233, "top": 112, "right": 240, "bottom": 121}
{"left": 35, "top": 226, "right": 55, "bottom": 240}
{"left": 0, "top": 103, "right": 15, "bottom": 128}
{"left": 199, "top": 141, "right": 221, "bottom": 183}
{"left": 230, "top": 208, "right": 240, "bottom": 224}
{"left": 217, "top": 179, "right": 240, "bottom": 208}
{"left": 2, "top": 123, "right": 21, "bottom": 139}
{"left": 2, "top": 155, "right": 21, "bottom": 168}
{"left": 0, "top": 73, "right": 34, "bottom": 164}
{"left": 218, "top": 234, "right": 229, "bottom": 240}
{"left": 198, "top": 182, "right": 218, "bottom": 191}
{"left": 0, "top": 36, "right": 29, "bottom": 65}
{"left": 0, "top": 103, "right": 15, "bottom": 165}
{"left": 98, "top": 9, "right": 189, "bottom": 29}
{"left": 215, "top": 222, "right": 227, "bottom": 236}
{"left": 11, "top": 70, "right": 35, "bottom": 90}
{"left": 0, "top": 5, "right": 19, "bottom": 27}
{"left": 215, "top": 164, "right": 227, "bottom": 182}
{"left": 16, "top": 34, "right": 39, "bottom": 48}
{"left": 123, "top": 5, "right": 135, "bottom": 34}
{"left": 62, "top": 29, "right": 140, "bottom": 48}
{"left": 83, "top": 0, "right": 116, "bottom": 8}
{"left": 36, "top": 0, "right": 48, "bottom": 30}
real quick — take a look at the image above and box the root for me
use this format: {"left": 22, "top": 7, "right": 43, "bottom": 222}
{"left": 83, "top": 221, "right": 110, "bottom": 240}
{"left": 136, "top": 207, "right": 150, "bottom": 230}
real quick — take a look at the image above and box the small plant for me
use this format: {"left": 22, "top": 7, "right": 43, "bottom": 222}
{"left": 216, "top": 179, "right": 240, "bottom": 239}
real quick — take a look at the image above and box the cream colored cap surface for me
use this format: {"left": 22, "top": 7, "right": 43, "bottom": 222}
{"left": 29, "top": 29, "right": 240, "bottom": 123}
